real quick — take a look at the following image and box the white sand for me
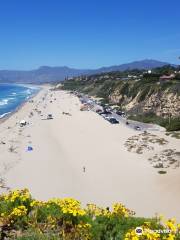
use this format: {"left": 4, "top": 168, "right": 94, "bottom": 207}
{"left": 0, "top": 86, "right": 180, "bottom": 220}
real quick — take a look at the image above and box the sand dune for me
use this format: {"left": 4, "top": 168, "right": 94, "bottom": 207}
{"left": 0, "top": 86, "right": 180, "bottom": 220}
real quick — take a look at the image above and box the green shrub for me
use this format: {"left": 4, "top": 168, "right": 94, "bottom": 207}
{"left": 128, "top": 113, "right": 180, "bottom": 131}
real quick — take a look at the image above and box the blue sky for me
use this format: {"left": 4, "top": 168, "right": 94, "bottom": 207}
{"left": 0, "top": 0, "right": 180, "bottom": 70}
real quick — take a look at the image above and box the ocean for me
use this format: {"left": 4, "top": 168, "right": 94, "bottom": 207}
{"left": 0, "top": 83, "right": 40, "bottom": 119}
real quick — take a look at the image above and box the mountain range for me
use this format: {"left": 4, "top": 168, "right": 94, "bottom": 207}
{"left": 0, "top": 59, "right": 173, "bottom": 84}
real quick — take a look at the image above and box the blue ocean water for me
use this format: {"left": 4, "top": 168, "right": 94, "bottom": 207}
{"left": 0, "top": 84, "right": 40, "bottom": 118}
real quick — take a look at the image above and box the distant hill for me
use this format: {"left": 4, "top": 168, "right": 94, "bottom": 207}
{"left": 92, "top": 59, "right": 171, "bottom": 73}
{"left": 0, "top": 66, "right": 89, "bottom": 84}
{"left": 0, "top": 59, "right": 173, "bottom": 84}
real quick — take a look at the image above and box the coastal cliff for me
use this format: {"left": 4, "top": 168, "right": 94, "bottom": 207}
{"left": 61, "top": 66, "right": 180, "bottom": 130}
{"left": 109, "top": 85, "right": 180, "bottom": 118}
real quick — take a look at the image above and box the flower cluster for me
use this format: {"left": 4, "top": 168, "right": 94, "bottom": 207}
{"left": 112, "top": 203, "right": 135, "bottom": 217}
{"left": 125, "top": 227, "right": 160, "bottom": 240}
{"left": 125, "top": 217, "right": 180, "bottom": 240}
{"left": 30, "top": 199, "right": 44, "bottom": 207}
{"left": 0, "top": 189, "right": 32, "bottom": 222}
{"left": 86, "top": 202, "right": 133, "bottom": 218}
{"left": 165, "top": 218, "right": 177, "bottom": 233}
{"left": 59, "top": 198, "right": 86, "bottom": 216}
{"left": 86, "top": 203, "right": 105, "bottom": 217}
{"left": 10, "top": 205, "right": 27, "bottom": 217}
{"left": 2, "top": 189, "right": 30, "bottom": 203}
{"left": 47, "top": 197, "right": 86, "bottom": 216}
{"left": 0, "top": 189, "right": 180, "bottom": 240}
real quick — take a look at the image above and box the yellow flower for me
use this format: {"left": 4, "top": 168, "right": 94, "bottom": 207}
{"left": 48, "top": 197, "right": 86, "bottom": 216}
{"left": 112, "top": 203, "right": 134, "bottom": 217}
{"left": 86, "top": 203, "right": 104, "bottom": 216}
{"left": 30, "top": 200, "right": 43, "bottom": 207}
{"left": 10, "top": 205, "right": 27, "bottom": 218}
{"left": 166, "top": 219, "right": 177, "bottom": 233}
{"left": 2, "top": 189, "right": 31, "bottom": 203}
{"left": 165, "top": 233, "right": 176, "bottom": 240}
{"left": 125, "top": 226, "right": 160, "bottom": 240}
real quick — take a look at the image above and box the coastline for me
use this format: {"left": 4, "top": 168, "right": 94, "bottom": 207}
{"left": 0, "top": 87, "right": 180, "bottom": 220}
{"left": 0, "top": 84, "right": 42, "bottom": 124}
{"left": 0, "top": 85, "right": 47, "bottom": 187}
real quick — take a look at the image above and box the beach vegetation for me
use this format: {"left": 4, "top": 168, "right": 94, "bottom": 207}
{"left": 158, "top": 170, "right": 167, "bottom": 174}
{"left": 0, "top": 189, "right": 180, "bottom": 239}
{"left": 128, "top": 113, "right": 180, "bottom": 131}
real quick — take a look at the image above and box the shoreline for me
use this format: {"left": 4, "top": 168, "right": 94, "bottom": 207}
{"left": 0, "top": 84, "right": 42, "bottom": 124}
{"left": 0, "top": 86, "right": 47, "bottom": 190}
{"left": 0, "top": 88, "right": 180, "bottom": 220}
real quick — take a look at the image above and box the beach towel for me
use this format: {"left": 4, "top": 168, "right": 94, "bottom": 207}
{"left": 27, "top": 146, "right": 33, "bottom": 151}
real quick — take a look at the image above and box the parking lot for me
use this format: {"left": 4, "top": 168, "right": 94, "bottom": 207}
{"left": 78, "top": 94, "right": 164, "bottom": 132}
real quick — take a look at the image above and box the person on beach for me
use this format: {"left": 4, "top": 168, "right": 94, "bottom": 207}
{"left": 83, "top": 166, "right": 86, "bottom": 172}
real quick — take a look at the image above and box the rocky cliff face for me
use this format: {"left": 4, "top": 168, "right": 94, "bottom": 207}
{"left": 62, "top": 69, "right": 180, "bottom": 119}
{"left": 142, "top": 92, "right": 180, "bottom": 117}
{"left": 109, "top": 89, "right": 180, "bottom": 118}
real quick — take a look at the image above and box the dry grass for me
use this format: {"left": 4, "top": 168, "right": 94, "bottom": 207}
{"left": 124, "top": 132, "right": 180, "bottom": 172}
{"left": 124, "top": 132, "right": 168, "bottom": 154}
{"left": 148, "top": 149, "right": 180, "bottom": 170}
{"left": 165, "top": 131, "right": 180, "bottom": 139}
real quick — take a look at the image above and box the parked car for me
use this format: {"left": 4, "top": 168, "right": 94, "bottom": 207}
{"left": 116, "top": 111, "right": 125, "bottom": 117}
{"left": 99, "top": 110, "right": 112, "bottom": 115}
{"left": 106, "top": 107, "right": 113, "bottom": 112}
{"left": 47, "top": 114, "right": 53, "bottom": 120}
{"left": 135, "top": 126, "right": 141, "bottom": 130}
{"left": 96, "top": 109, "right": 103, "bottom": 114}
{"left": 104, "top": 115, "right": 111, "bottom": 120}
{"left": 101, "top": 114, "right": 109, "bottom": 119}
{"left": 116, "top": 111, "right": 122, "bottom": 116}
{"left": 109, "top": 117, "right": 119, "bottom": 124}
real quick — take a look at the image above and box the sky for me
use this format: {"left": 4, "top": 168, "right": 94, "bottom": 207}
{"left": 0, "top": 0, "right": 180, "bottom": 70}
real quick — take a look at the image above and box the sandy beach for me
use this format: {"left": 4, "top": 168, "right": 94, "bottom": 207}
{"left": 0, "top": 86, "right": 180, "bottom": 220}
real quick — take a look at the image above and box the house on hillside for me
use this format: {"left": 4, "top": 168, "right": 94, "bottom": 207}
{"left": 159, "top": 74, "right": 175, "bottom": 83}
